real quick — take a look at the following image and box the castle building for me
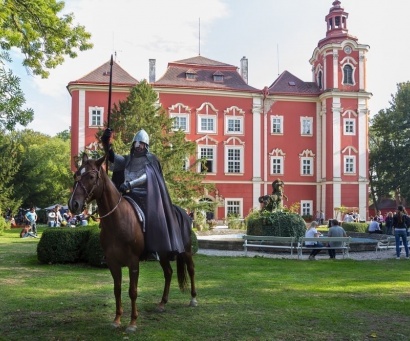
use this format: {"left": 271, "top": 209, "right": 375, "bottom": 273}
{"left": 67, "top": 0, "right": 370, "bottom": 221}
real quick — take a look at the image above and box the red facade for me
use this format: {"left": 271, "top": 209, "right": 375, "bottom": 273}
{"left": 67, "top": 1, "right": 370, "bottom": 221}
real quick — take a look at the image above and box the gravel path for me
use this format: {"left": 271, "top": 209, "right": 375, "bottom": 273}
{"left": 196, "top": 229, "right": 405, "bottom": 261}
{"left": 197, "top": 248, "right": 405, "bottom": 261}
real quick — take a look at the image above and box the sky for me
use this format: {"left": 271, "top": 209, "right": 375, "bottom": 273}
{"left": 12, "top": 0, "right": 410, "bottom": 136}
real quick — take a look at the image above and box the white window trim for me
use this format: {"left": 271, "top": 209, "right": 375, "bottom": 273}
{"left": 300, "top": 200, "right": 313, "bottom": 216}
{"left": 224, "top": 145, "right": 244, "bottom": 175}
{"left": 225, "top": 116, "right": 244, "bottom": 135}
{"left": 300, "top": 117, "right": 313, "bottom": 136}
{"left": 343, "top": 118, "right": 356, "bottom": 135}
{"left": 344, "top": 155, "right": 356, "bottom": 174}
{"left": 225, "top": 198, "right": 243, "bottom": 218}
{"left": 270, "top": 156, "right": 284, "bottom": 175}
{"left": 88, "top": 106, "right": 104, "bottom": 127}
{"left": 198, "top": 115, "right": 217, "bottom": 134}
{"left": 171, "top": 114, "right": 190, "bottom": 133}
{"left": 300, "top": 157, "right": 314, "bottom": 176}
{"left": 271, "top": 115, "right": 283, "bottom": 135}
{"left": 197, "top": 145, "right": 217, "bottom": 174}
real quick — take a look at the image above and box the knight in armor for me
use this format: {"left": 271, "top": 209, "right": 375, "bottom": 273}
{"left": 101, "top": 128, "right": 185, "bottom": 255}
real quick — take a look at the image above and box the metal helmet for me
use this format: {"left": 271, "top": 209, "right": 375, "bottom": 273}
{"left": 132, "top": 129, "right": 149, "bottom": 148}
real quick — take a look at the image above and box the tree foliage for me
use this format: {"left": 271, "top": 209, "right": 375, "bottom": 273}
{"left": 0, "top": 0, "right": 92, "bottom": 130}
{"left": 98, "top": 80, "right": 212, "bottom": 210}
{"left": 369, "top": 82, "right": 410, "bottom": 207}
{"left": 12, "top": 129, "right": 72, "bottom": 208}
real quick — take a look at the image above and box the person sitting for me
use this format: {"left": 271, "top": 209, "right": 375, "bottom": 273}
{"left": 304, "top": 221, "right": 323, "bottom": 260}
{"left": 368, "top": 216, "right": 383, "bottom": 234}
{"left": 327, "top": 219, "right": 347, "bottom": 259}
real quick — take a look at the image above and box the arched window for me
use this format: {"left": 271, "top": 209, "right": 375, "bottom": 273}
{"left": 343, "top": 65, "right": 353, "bottom": 85}
{"left": 318, "top": 70, "right": 323, "bottom": 89}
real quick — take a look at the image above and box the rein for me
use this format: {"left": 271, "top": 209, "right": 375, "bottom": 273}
{"left": 74, "top": 166, "right": 122, "bottom": 220}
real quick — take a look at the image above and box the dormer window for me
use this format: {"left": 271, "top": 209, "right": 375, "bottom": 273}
{"left": 213, "top": 71, "right": 224, "bottom": 82}
{"left": 186, "top": 69, "right": 196, "bottom": 80}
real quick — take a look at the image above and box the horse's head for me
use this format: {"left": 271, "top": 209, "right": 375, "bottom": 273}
{"left": 68, "top": 153, "right": 106, "bottom": 214}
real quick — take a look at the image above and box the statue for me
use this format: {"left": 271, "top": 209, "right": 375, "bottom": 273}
{"left": 258, "top": 179, "right": 288, "bottom": 212}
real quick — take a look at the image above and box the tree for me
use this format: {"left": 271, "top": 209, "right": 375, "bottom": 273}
{"left": 0, "top": 0, "right": 92, "bottom": 130}
{"left": 0, "top": 132, "right": 22, "bottom": 215}
{"left": 12, "top": 129, "right": 72, "bottom": 208}
{"left": 369, "top": 82, "right": 410, "bottom": 207}
{"left": 99, "top": 80, "right": 212, "bottom": 210}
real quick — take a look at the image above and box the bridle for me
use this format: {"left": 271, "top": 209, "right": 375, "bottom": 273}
{"left": 73, "top": 164, "right": 122, "bottom": 219}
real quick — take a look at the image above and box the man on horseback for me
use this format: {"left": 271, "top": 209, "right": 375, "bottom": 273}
{"left": 101, "top": 128, "right": 185, "bottom": 256}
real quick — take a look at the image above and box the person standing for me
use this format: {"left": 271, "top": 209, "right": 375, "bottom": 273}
{"left": 304, "top": 221, "right": 323, "bottom": 260}
{"left": 25, "top": 207, "right": 37, "bottom": 235}
{"left": 319, "top": 210, "right": 325, "bottom": 225}
{"left": 385, "top": 212, "right": 394, "bottom": 235}
{"left": 327, "top": 219, "right": 347, "bottom": 259}
{"left": 392, "top": 205, "right": 409, "bottom": 260}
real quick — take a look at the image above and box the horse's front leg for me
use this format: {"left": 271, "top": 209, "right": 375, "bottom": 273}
{"left": 184, "top": 252, "right": 198, "bottom": 307}
{"left": 108, "top": 265, "right": 123, "bottom": 328}
{"left": 158, "top": 255, "right": 173, "bottom": 312}
{"left": 125, "top": 261, "right": 140, "bottom": 333}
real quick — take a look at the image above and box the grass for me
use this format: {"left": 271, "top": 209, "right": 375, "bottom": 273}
{"left": 0, "top": 227, "right": 410, "bottom": 340}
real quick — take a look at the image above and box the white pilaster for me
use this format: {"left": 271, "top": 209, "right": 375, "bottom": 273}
{"left": 78, "top": 90, "right": 85, "bottom": 154}
{"left": 333, "top": 49, "right": 339, "bottom": 88}
{"left": 252, "top": 96, "right": 263, "bottom": 208}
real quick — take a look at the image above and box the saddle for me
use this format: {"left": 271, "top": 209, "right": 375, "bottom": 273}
{"left": 123, "top": 195, "right": 146, "bottom": 232}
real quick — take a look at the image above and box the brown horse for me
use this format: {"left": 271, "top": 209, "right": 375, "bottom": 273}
{"left": 68, "top": 153, "right": 197, "bottom": 332}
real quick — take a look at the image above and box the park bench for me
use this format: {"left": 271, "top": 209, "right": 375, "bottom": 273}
{"left": 242, "top": 235, "right": 296, "bottom": 257}
{"left": 297, "top": 237, "right": 351, "bottom": 259}
{"left": 376, "top": 236, "right": 409, "bottom": 253}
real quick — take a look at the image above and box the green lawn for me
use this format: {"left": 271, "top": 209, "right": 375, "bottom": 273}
{"left": 0, "top": 227, "right": 409, "bottom": 341}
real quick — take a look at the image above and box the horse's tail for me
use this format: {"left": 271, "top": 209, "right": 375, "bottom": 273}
{"left": 176, "top": 254, "right": 188, "bottom": 292}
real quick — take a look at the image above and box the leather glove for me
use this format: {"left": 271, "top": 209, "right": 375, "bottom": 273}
{"left": 101, "top": 128, "right": 112, "bottom": 153}
{"left": 119, "top": 182, "right": 131, "bottom": 194}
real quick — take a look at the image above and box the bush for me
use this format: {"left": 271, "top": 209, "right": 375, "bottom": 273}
{"left": 341, "top": 222, "right": 368, "bottom": 233}
{"left": 245, "top": 210, "right": 306, "bottom": 240}
{"left": 37, "top": 227, "right": 94, "bottom": 264}
{"left": 86, "top": 228, "right": 105, "bottom": 267}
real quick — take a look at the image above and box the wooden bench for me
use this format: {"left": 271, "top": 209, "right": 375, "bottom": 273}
{"left": 297, "top": 237, "right": 351, "bottom": 259}
{"left": 242, "top": 235, "right": 296, "bottom": 257}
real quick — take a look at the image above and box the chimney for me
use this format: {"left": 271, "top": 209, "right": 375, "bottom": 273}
{"left": 240, "top": 56, "right": 248, "bottom": 84}
{"left": 149, "top": 59, "right": 156, "bottom": 83}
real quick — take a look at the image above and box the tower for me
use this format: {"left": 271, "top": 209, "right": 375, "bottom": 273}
{"left": 310, "top": 0, "right": 371, "bottom": 220}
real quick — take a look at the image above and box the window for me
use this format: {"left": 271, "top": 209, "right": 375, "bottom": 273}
{"left": 344, "top": 118, "right": 355, "bottom": 135}
{"left": 226, "top": 199, "right": 242, "bottom": 217}
{"left": 213, "top": 75, "right": 224, "bottom": 82}
{"left": 186, "top": 69, "right": 196, "bottom": 80}
{"left": 301, "top": 200, "right": 313, "bottom": 216}
{"left": 226, "top": 147, "right": 242, "bottom": 174}
{"left": 318, "top": 70, "right": 323, "bottom": 89}
{"left": 271, "top": 157, "right": 283, "bottom": 175}
{"left": 344, "top": 156, "right": 355, "bottom": 174}
{"left": 271, "top": 116, "right": 283, "bottom": 134}
{"left": 301, "top": 117, "right": 313, "bottom": 135}
{"left": 301, "top": 157, "right": 313, "bottom": 175}
{"left": 172, "top": 116, "right": 188, "bottom": 131}
{"left": 199, "top": 116, "right": 216, "bottom": 133}
{"left": 343, "top": 64, "right": 353, "bottom": 85}
{"left": 227, "top": 118, "right": 242, "bottom": 133}
{"left": 89, "top": 107, "right": 103, "bottom": 127}
{"left": 200, "top": 147, "right": 215, "bottom": 173}
{"left": 224, "top": 106, "right": 245, "bottom": 135}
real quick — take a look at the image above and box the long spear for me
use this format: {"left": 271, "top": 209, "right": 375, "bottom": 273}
{"left": 106, "top": 54, "right": 114, "bottom": 173}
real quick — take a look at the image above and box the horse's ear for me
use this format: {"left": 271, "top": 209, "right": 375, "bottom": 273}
{"left": 82, "top": 152, "right": 89, "bottom": 164}
{"left": 95, "top": 154, "right": 107, "bottom": 168}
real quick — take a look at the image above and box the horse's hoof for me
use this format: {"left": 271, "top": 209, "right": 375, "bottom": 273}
{"left": 156, "top": 304, "right": 166, "bottom": 312}
{"left": 126, "top": 325, "right": 137, "bottom": 333}
{"left": 111, "top": 322, "right": 121, "bottom": 329}
{"left": 189, "top": 298, "right": 198, "bottom": 307}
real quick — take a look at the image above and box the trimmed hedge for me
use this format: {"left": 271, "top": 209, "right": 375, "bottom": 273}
{"left": 341, "top": 222, "right": 368, "bottom": 233}
{"left": 246, "top": 211, "right": 306, "bottom": 240}
{"left": 37, "top": 226, "right": 199, "bottom": 267}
